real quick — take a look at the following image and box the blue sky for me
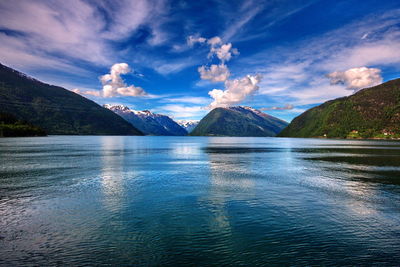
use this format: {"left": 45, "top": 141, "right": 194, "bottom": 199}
{"left": 0, "top": 0, "right": 399, "bottom": 121}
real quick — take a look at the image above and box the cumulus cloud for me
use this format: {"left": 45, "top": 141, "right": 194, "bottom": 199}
{"left": 198, "top": 64, "right": 230, "bottom": 82}
{"left": 72, "top": 63, "right": 147, "bottom": 98}
{"left": 260, "top": 104, "right": 294, "bottom": 111}
{"left": 189, "top": 34, "right": 260, "bottom": 108}
{"left": 188, "top": 35, "right": 239, "bottom": 63}
{"left": 195, "top": 36, "right": 239, "bottom": 84}
{"left": 100, "top": 63, "right": 147, "bottom": 97}
{"left": 209, "top": 74, "right": 262, "bottom": 108}
{"left": 208, "top": 40, "right": 239, "bottom": 62}
{"left": 326, "top": 66, "right": 382, "bottom": 91}
{"left": 207, "top": 36, "right": 222, "bottom": 46}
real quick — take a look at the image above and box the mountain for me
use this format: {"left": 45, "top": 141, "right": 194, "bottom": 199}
{"left": 0, "top": 112, "right": 46, "bottom": 137}
{"left": 104, "top": 104, "right": 188, "bottom": 136}
{"left": 190, "top": 106, "right": 288, "bottom": 137}
{"left": 279, "top": 78, "right": 400, "bottom": 139}
{"left": 0, "top": 63, "right": 143, "bottom": 135}
{"left": 177, "top": 120, "right": 199, "bottom": 133}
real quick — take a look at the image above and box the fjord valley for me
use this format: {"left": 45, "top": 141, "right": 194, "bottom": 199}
{"left": 1, "top": 0, "right": 400, "bottom": 266}
{"left": 0, "top": 63, "right": 288, "bottom": 138}
{"left": 1, "top": 62, "right": 400, "bottom": 140}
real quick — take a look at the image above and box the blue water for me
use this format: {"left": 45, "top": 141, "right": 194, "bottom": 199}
{"left": 1, "top": 136, "right": 400, "bottom": 266}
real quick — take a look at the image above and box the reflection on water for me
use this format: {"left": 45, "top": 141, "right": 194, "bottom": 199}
{"left": 100, "top": 136, "right": 126, "bottom": 212}
{"left": 0, "top": 136, "right": 400, "bottom": 265}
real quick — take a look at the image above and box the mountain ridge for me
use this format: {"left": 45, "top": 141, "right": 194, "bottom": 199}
{"left": 190, "top": 106, "right": 288, "bottom": 137}
{"left": 279, "top": 78, "right": 400, "bottom": 138}
{"left": 105, "top": 104, "right": 187, "bottom": 136}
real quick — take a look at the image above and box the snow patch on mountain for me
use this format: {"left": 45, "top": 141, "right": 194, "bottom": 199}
{"left": 104, "top": 104, "right": 187, "bottom": 136}
{"left": 177, "top": 120, "right": 199, "bottom": 133}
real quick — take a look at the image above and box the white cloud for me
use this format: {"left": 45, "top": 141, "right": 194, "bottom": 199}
{"left": 198, "top": 64, "right": 230, "bottom": 82}
{"left": 209, "top": 74, "right": 262, "bottom": 109}
{"left": 155, "top": 35, "right": 239, "bottom": 76}
{"left": 70, "top": 63, "right": 149, "bottom": 98}
{"left": 209, "top": 42, "right": 239, "bottom": 62}
{"left": 0, "top": 0, "right": 108, "bottom": 65}
{"left": 0, "top": 0, "right": 166, "bottom": 71}
{"left": 327, "top": 67, "right": 382, "bottom": 91}
{"left": 100, "top": 63, "right": 147, "bottom": 97}
{"left": 0, "top": 32, "right": 93, "bottom": 76}
{"left": 187, "top": 35, "right": 239, "bottom": 63}
{"left": 207, "top": 36, "right": 223, "bottom": 46}
{"left": 188, "top": 35, "right": 260, "bottom": 108}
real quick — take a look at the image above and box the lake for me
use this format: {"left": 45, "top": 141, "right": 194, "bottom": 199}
{"left": 1, "top": 136, "right": 400, "bottom": 266}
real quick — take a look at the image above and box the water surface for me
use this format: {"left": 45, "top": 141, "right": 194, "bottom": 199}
{"left": 1, "top": 136, "right": 400, "bottom": 265}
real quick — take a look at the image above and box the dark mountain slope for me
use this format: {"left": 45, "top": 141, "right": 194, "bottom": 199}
{"left": 279, "top": 78, "right": 400, "bottom": 138}
{"left": 0, "top": 63, "right": 143, "bottom": 135}
{"left": 190, "top": 106, "right": 288, "bottom": 137}
{"left": 0, "top": 112, "right": 46, "bottom": 137}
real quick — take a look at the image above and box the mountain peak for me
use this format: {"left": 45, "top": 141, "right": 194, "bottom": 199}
{"left": 225, "top": 106, "right": 269, "bottom": 118}
{"left": 177, "top": 120, "right": 199, "bottom": 133}
{"left": 103, "top": 104, "right": 131, "bottom": 113}
{"left": 134, "top": 109, "right": 155, "bottom": 116}
{"left": 227, "top": 106, "right": 257, "bottom": 112}
{"left": 191, "top": 105, "right": 288, "bottom": 137}
{"left": 106, "top": 105, "right": 188, "bottom": 136}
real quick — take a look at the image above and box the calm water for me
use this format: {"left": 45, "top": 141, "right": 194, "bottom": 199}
{"left": 1, "top": 136, "right": 400, "bottom": 266}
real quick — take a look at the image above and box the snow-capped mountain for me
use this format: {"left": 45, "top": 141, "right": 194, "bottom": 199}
{"left": 177, "top": 120, "right": 199, "bottom": 133}
{"left": 103, "top": 104, "right": 130, "bottom": 112}
{"left": 104, "top": 104, "right": 187, "bottom": 136}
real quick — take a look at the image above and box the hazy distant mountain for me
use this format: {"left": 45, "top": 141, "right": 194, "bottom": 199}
{"left": 0, "top": 63, "right": 143, "bottom": 135}
{"left": 177, "top": 120, "right": 199, "bottom": 133}
{"left": 190, "top": 106, "right": 288, "bottom": 137}
{"left": 279, "top": 78, "right": 400, "bottom": 138}
{"left": 105, "top": 104, "right": 188, "bottom": 136}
